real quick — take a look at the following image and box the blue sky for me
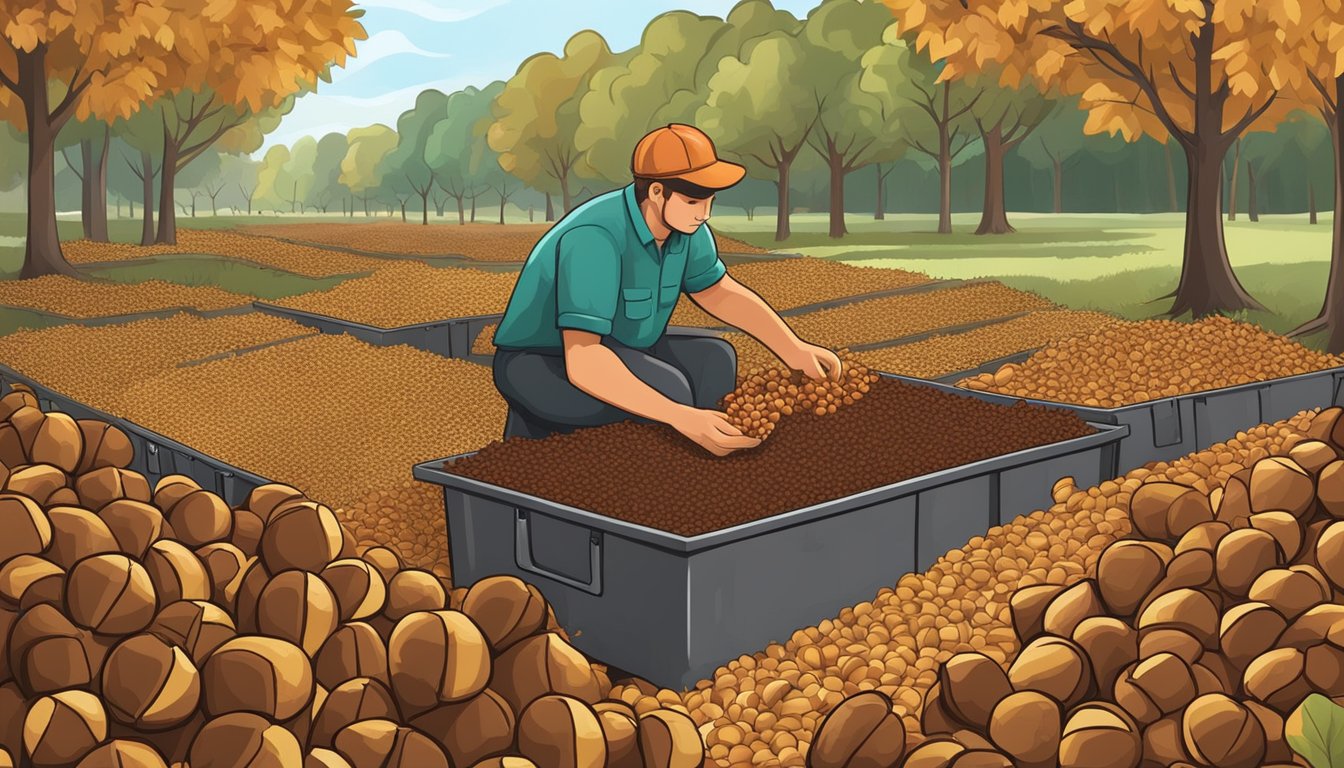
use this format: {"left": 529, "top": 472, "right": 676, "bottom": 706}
{"left": 257, "top": 0, "right": 818, "bottom": 155}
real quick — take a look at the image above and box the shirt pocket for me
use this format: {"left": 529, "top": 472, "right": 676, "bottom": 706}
{"left": 622, "top": 287, "right": 653, "bottom": 320}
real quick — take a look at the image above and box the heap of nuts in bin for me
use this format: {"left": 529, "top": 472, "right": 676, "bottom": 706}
{"left": 803, "top": 405, "right": 1344, "bottom": 768}
{"left": 724, "top": 351, "right": 876, "bottom": 440}
{"left": 0, "top": 385, "right": 706, "bottom": 768}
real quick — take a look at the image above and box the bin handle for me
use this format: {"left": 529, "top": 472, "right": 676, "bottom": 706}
{"left": 514, "top": 509, "right": 604, "bottom": 596}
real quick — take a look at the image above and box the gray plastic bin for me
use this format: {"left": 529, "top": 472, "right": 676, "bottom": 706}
{"left": 252, "top": 302, "right": 501, "bottom": 360}
{"left": 891, "top": 367, "right": 1344, "bottom": 472}
{"left": 0, "top": 363, "right": 270, "bottom": 508}
{"left": 413, "top": 405, "right": 1125, "bottom": 689}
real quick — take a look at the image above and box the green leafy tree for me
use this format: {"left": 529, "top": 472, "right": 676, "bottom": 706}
{"left": 427, "top": 84, "right": 501, "bottom": 224}
{"left": 340, "top": 124, "right": 398, "bottom": 216}
{"left": 861, "top": 30, "right": 981, "bottom": 234}
{"left": 309, "top": 132, "right": 349, "bottom": 213}
{"left": 488, "top": 30, "right": 619, "bottom": 214}
{"left": 699, "top": 32, "right": 821, "bottom": 241}
{"left": 1018, "top": 100, "right": 1090, "bottom": 214}
{"left": 57, "top": 117, "right": 111, "bottom": 240}
{"left": 383, "top": 89, "right": 449, "bottom": 224}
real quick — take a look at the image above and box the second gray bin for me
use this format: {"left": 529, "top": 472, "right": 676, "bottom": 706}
{"left": 413, "top": 412, "right": 1125, "bottom": 689}
{"left": 897, "top": 367, "right": 1344, "bottom": 471}
{"left": 252, "top": 302, "right": 501, "bottom": 360}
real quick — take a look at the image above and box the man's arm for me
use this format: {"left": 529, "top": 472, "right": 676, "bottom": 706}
{"left": 689, "top": 274, "right": 803, "bottom": 355}
{"left": 561, "top": 329, "right": 693, "bottom": 426}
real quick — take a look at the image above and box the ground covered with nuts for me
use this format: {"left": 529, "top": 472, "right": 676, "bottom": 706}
{"left": 961, "top": 315, "right": 1344, "bottom": 406}
{"left": 0, "top": 390, "right": 705, "bottom": 767}
{"left": 273, "top": 261, "right": 517, "bottom": 327}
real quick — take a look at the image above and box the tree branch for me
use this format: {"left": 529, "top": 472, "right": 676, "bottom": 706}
{"left": 1225, "top": 93, "right": 1278, "bottom": 140}
{"left": 61, "top": 147, "right": 84, "bottom": 182}
{"left": 1168, "top": 62, "right": 1197, "bottom": 101}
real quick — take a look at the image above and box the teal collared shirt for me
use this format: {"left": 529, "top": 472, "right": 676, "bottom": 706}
{"left": 492, "top": 183, "right": 728, "bottom": 351}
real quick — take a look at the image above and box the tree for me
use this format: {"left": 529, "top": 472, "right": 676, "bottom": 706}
{"left": 1018, "top": 99, "right": 1093, "bottom": 213}
{"left": 427, "top": 84, "right": 500, "bottom": 225}
{"left": 861, "top": 30, "right": 980, "bottom": 234}
{"left": 884, "top": 0, "right": 1302, "bottom": 317}
{"left": 699, "top": 32, "right": 822, "bottom": 241}
{"left": 383, "top": 89, "right": 448, "bottom": 225}
{"left": 1287, "top": 16, "right": 1344, "bottom": 350}
{"left": 575, "top": 2, "right": 799, "bottom": 185}
{"left": 112, "top": 105, "right": 166, "bottom": 245}
{"left": 801, "top": 0, "right": 904, "bottom": 238}
{"left": 58, "top": 117, "right": 111, "bottom": 240}
{"left": 340, "top": 124, "right": 398, "bottom": 216}
{"left": 967, "top": 74, "right": 1053, "bottom": 234}
{"left": 488, "top": 30, "right": 618, "bottom": 214}
{"left": 309, "top": 132, "right": 348, "bottom": 213}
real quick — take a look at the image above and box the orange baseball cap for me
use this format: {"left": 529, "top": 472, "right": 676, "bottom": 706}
{"left": 632, "top": 124, "right": 746, "bottom": 189}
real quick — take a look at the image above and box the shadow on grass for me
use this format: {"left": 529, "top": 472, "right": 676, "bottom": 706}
{"left": 997, "top": 261, "right": 1330, "bottom": 344}
{"left": 830, "top": 243, "right": 1155, "bottom": 262}
{"left": 83, "top": 255, "right": 348, "bottom": 300}
{"left": 726, "top": 227, "right": 1143, "bottom": 250}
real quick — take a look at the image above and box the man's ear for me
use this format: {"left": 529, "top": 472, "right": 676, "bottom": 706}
{"left": 649, "top": 182, "right": 664, "bottom": 202}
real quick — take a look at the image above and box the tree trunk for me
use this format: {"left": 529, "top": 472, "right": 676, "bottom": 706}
{"left": 775, "top": 160, "right": 792, "bottom": 242}
{"left": 558, "top": 174, "right": 572, "bottom": 214}
{"left": 545, "top": 194, "right": 554, "bottom": 222}
{"left": 1164, "top": 141, "right": 1265, "bottom": 318}
{"left": 1227, "top": 138, "right": 1241, "bottom": 221}
{"left": 1165, "top": 141, "right": 1179, "bottom": 212}
{"left": 140, "top": 150, "right": 156, "bottom": 246}
{"left": 89, "top": 125, "right": 109, "bottom": 241}
{"left": 1247, "top": 162, "right": 1259, "bottom": 222}
{"left": 827, "top": 151, "right": 847, "bottom": 239}
{"left": 470, "top": 196, "right": 477, "bottom": 222}
{"left": 155, "top": 137, "right": 179, "bottom": 245}
{"left": 976, "top": 125, "right": 1014, "bottom": 235}
{"left": 937, "top": 127, "right": 953, "bottom": 234}
{"left": 1310, "top": 180, "right": 1318, "bottom": 224}
{"left": 399, "top": 201, "right": 407, "bottom": 222}
{"left": 17, "top": 47, "right": 80, "bottom": 278}
{"left": 420, "top": 189, "right": 429, "bottom": 225}
{"left": 190, "top": 194, "right": 196, "bottom": 218}
{"left": 1052, "top": 156, "right": 1063, "bottom": 214}
{"left": 874, "top": 164, "right": 885, "bottom": 220}
{"left": 499, "top": 193, "right": 507, "bottom": 225}
{"left": 456, "top": 196, "right": 465, "bottom": 225}
{"left": 529, "top": 205, "right": 534, "bottom": 222}
{"left": 80, "top": 139, "right": 94, "bottom": 238}
{"left": 1290, "top": 83, "right": 1344, "bottom": 348}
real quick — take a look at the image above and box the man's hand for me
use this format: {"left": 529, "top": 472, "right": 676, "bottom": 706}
{"left": 669, "top": 407, "right": 761, "bottom": 457}
{"left": 779, "top": 340, "right": 843, "bottom": 381}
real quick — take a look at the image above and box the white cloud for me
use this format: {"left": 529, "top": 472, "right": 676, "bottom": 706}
{"left": 337, "top": 30, "right": 452, "bottom": 78}
{"left": 354, "top": 0, "right": 509, "bottom": 24}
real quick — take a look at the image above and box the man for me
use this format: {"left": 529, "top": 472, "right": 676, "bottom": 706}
{"left": 492, "top": 123, "right": 842, "bottom": 457}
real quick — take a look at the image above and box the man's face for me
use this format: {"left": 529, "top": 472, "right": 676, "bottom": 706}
{"left": 653, "top": 184, "right": 714, "bottom": 235}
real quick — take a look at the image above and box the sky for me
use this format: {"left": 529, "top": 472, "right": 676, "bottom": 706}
{"left": 256, "top": 0, "right": 818, "bottom": 156}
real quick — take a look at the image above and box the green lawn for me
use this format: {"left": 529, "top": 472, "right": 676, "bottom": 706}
{"left": 0, "top": 210, "right": 1336, "bottom": 349}
{"left": 717, "top": 212, "right": 1336, "bottom": 349}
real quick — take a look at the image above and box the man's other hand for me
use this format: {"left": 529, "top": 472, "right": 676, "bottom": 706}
{"left": 670, "top": 407, "right": 761, "bottom": 457}
{"left": 782, "top": 341, "right": 843, "bottom": 381}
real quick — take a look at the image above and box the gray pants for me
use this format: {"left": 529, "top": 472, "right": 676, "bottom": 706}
{"left": 493, "top": 330, "right": 738, "bottom": 440}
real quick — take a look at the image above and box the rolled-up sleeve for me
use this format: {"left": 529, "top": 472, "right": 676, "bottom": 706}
{"left": 683, "top": 225, "right": 727, "bottom": 294}
{"left": 555, "top": 226, "right": 621, "bottom": 336}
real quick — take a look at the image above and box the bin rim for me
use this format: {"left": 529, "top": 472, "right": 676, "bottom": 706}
{"left": 253, "top": 301, "right": 503, "bottom": 333}
{"left": 882, "top": 365, "right": 1344, "bottom": 418}
{"left": 412, "top": 419, "right": 1127, "bottom": 555}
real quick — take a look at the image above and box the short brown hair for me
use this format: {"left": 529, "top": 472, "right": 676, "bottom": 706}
{"left": 633, "top": 176, "right": 725, "bottom": 205}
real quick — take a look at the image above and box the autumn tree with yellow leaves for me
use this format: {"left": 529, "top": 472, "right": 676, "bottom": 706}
{"left": 883, "top": 0, "right": 1312, "bottom": 318}
{"left": 0, "top": 0, "right": 366, "bottom": 277}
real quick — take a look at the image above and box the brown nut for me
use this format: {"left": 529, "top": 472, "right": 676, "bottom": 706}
{"left": 0, "top": 493, "right": 52, "bottom": 565}
{"left": 986, "top": 690, "right": 1060, "bottom": 768}
{"left": 460, "top": 575, "right": 548, "bottom": 653}
{"left": 256, "top": 570, "right": 339, "bottom": 657}
{"left": 1181, "top": 693, "right": 1266, "bottom": 768}
{"left": 260, "top": 500, "right": 344, "bottom": 574}
{"left": 164, "top": 490, "right": 232, "bottom": 548}
{"left": 143, "top": 540, "right": 211, "bottom": 605}
{"left": 1042, "top": 580, "right": 1106, "bottom": 638}
{"left": 937, "top": 653, "right": 1012, "bottom": 732}
{"left": 23, "top": 690, "right": 107, "bottom": 768}
{"left": 387, "top": 610, "right": 490, "bottom": 715}
{"left": 1248, "top": 457, "right": 1314, "bottom": 519}
{"left": 1057, "top": 702, "right": 1140, "bottom": 768}
{"left": 1072, "top": 617, "right": 1138, "bottom": 694}
{"left": 0, "top": 555, "right": 64, "bottom": 612}
{"left": 8, "top": 603, "right": 92, "bottom": 695}
{"left": 321, "top": 559, "right": 387, "bottom": 622}
{"left": 1247, "top": 567, "right": 1331, "bottom": 621}
{"left": 76, "top": 467, "right": 151, "bottom": 511}
{"left": 148, "top": 600, "right": 237, "bottom": 667}
{"left": 1219, "top": 602, "right": 1288, "bottom": 669}
{"left": 516, "top": 695, "right": 606, "bottom": 768}
{"left": 310, "top": 677, "right": 401, "bottom": 749}
{"left": 201, "top": 636, "right": 314, "bottom": 721}
{"left": 1008, "top": 636, "right": 1094, "bottom": 708}
{"left": 75, "top": 739, "right": 170, "bottom": 768}
{"left": 332, "top": 719, "right": 450, "bottom": 768}
{"left": 46, "top": 506, "right": 119, "bottom": 569}
{"left": 408, "top": 689, "right": 515, "bottom": 767}
{"left": 1112, "top": 654, "right": 1196, "bottom": 726}
{"left": 314, "top": 621, "right": 389, "bottom": 691}
{"left": 1216, "top": 529, "right": 1285, "bottom": 597}
{"left": 243, "top": 483, "right": 306, "bottom": 524}
{"left": 74, "top": 420, "right": 133, "bottom": 475}
{"left": 1243, "top": 647, "right": 1312, "bottom": 714}
{"left": 383, "top": 570, "right": 447, "bottom": 622}
{"left": 808, "top": 691, "right": 905, "bottom": 768}
{"left": 492, "top": 632, "right": 602, "bottom": 716}
{"left": 97, "top": 500, "right": 167, "bottom": 559}
{"left": 1130, "top": 482, "right": 1212, "bottom": 541}
{"left": 65, "top": 553, "right": 157, "bottom": 635}
{"left": 101, "top": 633, "right": 201, "bottom": 730}
{"left": 637, "top": 709, "right": 706, "bottom": 768}
{"left": 1008, "top": 584, "right": 1065, "bottom": 646}
{"left": 189, "top": 712, "right": 303, "bottom": 768}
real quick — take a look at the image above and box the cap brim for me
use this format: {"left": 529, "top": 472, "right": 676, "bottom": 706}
{"left": 677, "top": 160, "right": 747, "bottom": 189}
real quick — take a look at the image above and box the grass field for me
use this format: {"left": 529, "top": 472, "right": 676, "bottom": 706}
{"left": 0, "top": 210, "right": 1336, "bottom": 346}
